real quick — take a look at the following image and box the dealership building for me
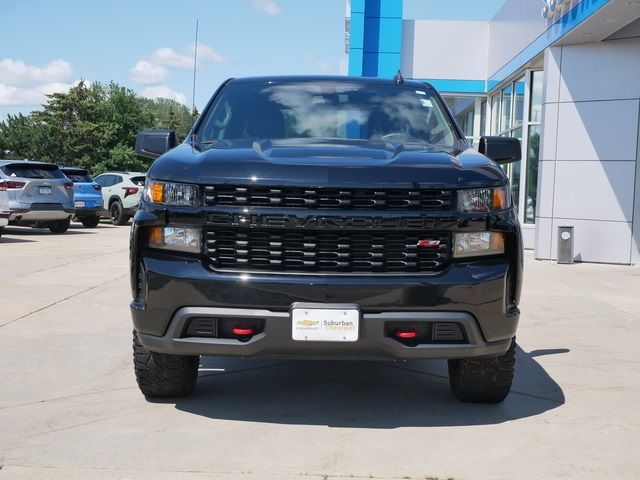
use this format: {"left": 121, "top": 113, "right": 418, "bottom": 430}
{"left": 346, "top": 0, "right": 640, "bottom": 264}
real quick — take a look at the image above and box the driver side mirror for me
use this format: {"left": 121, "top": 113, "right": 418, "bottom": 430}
{"left": 479, "top": 136, "right": 521, "bottom": 165}
{"left": 135, "top": 129, "right": 177, "bottom": 160}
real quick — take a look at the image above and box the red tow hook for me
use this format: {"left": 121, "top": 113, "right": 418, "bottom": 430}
{"left": 394, "top": 328, "right": 418, "bottom": 339}
{"left": 232, "top": 326, "right": 256, "bottom": 337}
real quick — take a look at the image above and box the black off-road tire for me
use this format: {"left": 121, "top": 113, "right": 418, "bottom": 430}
{"left": 80, "top": 215, "right": 100, "bottom": 228}
{"left": 448, "top": 337, "right": 516, "bottom": 403}
{"left": 132, "top": 330, "right": 199, "bottom": 398}
{"left": 109, "top": 200, "right": 129, "bottom": 225}
{"left": 49, "top": 218, "right": 71, "bottom": 234}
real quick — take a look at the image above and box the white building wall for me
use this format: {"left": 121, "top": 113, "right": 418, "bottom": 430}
{"left": 535, "top": 37, "right": 640, "bottom": 264}
{"left": 402, "top": 19, "right": 488, "bottom": 80}
{"left": 487, "top": 0, "right": 549, "bottom": 78}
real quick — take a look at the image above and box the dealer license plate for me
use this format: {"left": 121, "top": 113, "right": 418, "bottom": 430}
{"left": 74, "top": 201, "right": 85, "bottom": 208}
{"left": 291, "top": 304, "right": 359, "bottom": 342}
{"left": 39, "top": 186, "right": 52, "bottom": 195}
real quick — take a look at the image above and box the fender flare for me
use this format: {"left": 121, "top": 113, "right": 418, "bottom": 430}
{"left": 108, "top": 195, "right": 123, "bottom": 208}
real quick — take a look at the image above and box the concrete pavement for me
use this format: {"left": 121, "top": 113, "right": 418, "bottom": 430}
{"left": 0, "top": 222, "right": 639, "bottom": 479}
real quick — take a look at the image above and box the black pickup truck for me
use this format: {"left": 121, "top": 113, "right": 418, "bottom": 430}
{"left": 131, "top": 75, "right": 523, "bottom": 403}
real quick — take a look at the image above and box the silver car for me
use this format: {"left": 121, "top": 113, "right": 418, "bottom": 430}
{"left": 0, "top": 177, "right": 8, "bottom": 237}
{"left": 0, "top": 160, "right": 75, "bottom": 234}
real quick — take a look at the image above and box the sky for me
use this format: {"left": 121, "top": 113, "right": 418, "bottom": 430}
{"left": 0, "top": 0, "right": 505, "bottom": 120}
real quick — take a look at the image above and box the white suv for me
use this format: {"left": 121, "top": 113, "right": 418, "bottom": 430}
{"left": 94, "top": 172, "right": 146, "bottom": 225}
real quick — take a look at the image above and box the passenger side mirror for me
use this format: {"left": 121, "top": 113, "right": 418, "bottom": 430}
{"left": 478, "top": 136, "right": 522, "bottom": 165}
{"left": 135, "top": 130, "right": 177, "bottom": 160}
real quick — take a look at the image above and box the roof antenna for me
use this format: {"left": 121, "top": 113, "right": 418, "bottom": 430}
{"left": 393, "top": 70, "right": 404, "bottom": 85}
{"left": 191, "top": 19, "right": 199, "bottom": 117}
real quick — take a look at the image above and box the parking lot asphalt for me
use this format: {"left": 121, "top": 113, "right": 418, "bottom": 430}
{"left": 1, "top": 222, "right": 639, "bottom": 480}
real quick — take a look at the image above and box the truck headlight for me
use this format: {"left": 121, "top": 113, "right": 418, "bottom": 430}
{"left": 457, "top": 186, "right": 509, "bottom": 213}
{"left": 453, "top": 232, "right": 504, "bottom": 258}
{"left": 146, "top": 180, "right": 201, "bottom": 207}
{"left": 148, "top": 226, "right": 201, "bottom": 253}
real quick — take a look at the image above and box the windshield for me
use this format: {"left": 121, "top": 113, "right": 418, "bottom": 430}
{"left": 196, "top": 81, "right": 459, "bottom": 152}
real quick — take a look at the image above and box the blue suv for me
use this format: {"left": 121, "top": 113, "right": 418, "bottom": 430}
{"left": 61, "top": 167, "right": 103, "bottom": 228}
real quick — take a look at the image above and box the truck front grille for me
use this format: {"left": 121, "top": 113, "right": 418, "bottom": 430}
{"left": 204, "top": 185, "right": 452, "bottom": 211}
{"left": 204, "top": 229, "right": 450, "bottom": 274}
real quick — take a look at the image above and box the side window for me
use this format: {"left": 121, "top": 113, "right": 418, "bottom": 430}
{"left": 95, "top": 175, "right": 110, "bottom": 187}
{"left": 113, "top": 175, "right": 123, "bottom": 185}
{"left": 130, "top": 176, "right": 146, "bottom": 186}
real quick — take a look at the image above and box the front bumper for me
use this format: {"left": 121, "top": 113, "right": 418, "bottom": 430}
{"left": 137, "top": 306, "right": 514, "bottom": 360}
{"left": 131, "top": 251, "right": 520, "bottom": 360}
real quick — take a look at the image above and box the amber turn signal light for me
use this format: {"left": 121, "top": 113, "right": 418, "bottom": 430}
{"left": 492, "top": 188, "right": 508, "bottom": 210}
{"left": 150, "top": 182, "right": 164, "bottom": 203}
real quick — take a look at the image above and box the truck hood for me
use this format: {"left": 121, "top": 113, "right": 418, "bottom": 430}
{"left": 149, "top": 139, "right": 508, "bottom": 189}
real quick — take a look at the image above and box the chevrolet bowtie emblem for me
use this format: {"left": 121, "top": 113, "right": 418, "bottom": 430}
{"left": 297, "top": 319, "right": 319, "bottom": 327}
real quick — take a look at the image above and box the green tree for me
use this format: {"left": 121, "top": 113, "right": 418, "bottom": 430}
{"left": 91, "top": 144, "right": 147, "bottom": 175}
{"left": 0, "top": 114, "right": 54, "bottom": 160}
{"left": 0, "top": 80, "right": 193, "bottom": 174}
{"left": 32, "top": 80, "right": 106, "bottom": 167}
{"left": 100, "top": 83, "right": 150, "bottom": 157}
{"left": 140, "top": 98, "right": 194, "bottom": 142}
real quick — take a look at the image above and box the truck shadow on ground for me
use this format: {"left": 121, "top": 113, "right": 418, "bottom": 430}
{"left": 170, "top": 346, "right": 567, "bottom": 428}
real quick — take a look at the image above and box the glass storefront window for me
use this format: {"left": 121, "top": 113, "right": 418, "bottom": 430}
{"left": 443, "top": 96, "right": 475, "bottom": 136}
{"left": 442, "top": 95, "right": 492, "bottom": 149}
{"left": 461, "top": 109, "right": 474, "bottom": 137}
{"left": 489, "top": 69, "right": 543, "bottom": 233}
{"left": 529, "top": 71, "right": 544, "bottom": 123}
{"left": 491, "top": 95, "right": 500, "bottom": 134}
{"left": 510, "top": 127, "right": 523, "bottom": 213}
{"left": 491, "top": 79, "right": 526, "bottom": 216}
{"left": 525, "top": 125, "right": 541, "bottom": 224}
{"left": 501, "top": 85, "right": 512, "bottom": 131}
{"left": 513, "top": 77, "right": 525, "bottom": 128}
{"left": 511, "top": 127, "right": 523, "bottom": 140}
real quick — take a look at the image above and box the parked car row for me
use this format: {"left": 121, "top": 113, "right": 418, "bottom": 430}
{"left": 0, "top": 159, "right": 145, "bottom": 237}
